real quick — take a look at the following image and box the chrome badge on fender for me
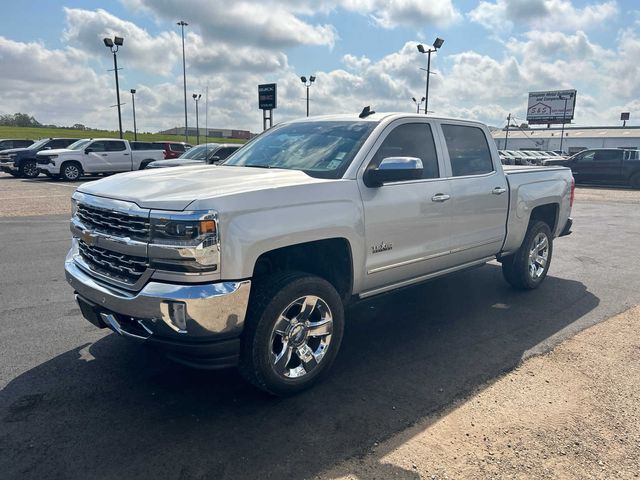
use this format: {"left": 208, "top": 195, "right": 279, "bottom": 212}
{"left": 371, "top": 241, "right": 393, "bottom": 254}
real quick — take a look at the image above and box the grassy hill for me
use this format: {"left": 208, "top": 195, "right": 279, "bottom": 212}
{"left": 0, "top": 126, "right": 246, "bottom": 145}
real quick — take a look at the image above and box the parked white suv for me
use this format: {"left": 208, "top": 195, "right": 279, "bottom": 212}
{"left": 36, "top": 138, "right": 165, "bottom": 180}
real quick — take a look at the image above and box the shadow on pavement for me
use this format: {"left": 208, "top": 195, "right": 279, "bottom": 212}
{"left": 0, "top": 264, "right": 599, "bottom": 480}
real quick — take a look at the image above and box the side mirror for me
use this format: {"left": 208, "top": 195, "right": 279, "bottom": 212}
{"left": 44, "top": 146, "right": 52, "bottom": 150}
{"left": 364, "top": 157, "right": 423, "bottom": 188}
{"left": 84, "top": 148, "right": 93, "bottom": 154}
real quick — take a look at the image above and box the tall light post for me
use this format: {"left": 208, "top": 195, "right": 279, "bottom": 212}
{"left": 177, "top": 20, "right": 189, "bottom": 143}
{"left": 417, "top": 37, "right": 444, "bottom": 116}
{"left": 300, "top": 75, "right": 316, "bottom": 117}
{"left": 130, "top": 89, "right": 138, "bottom": 141}
{"left": 412, "top": 96, "right": 425, "bottom": 114}
{"left": 192, "top": 93, "right": 201, "bottom": 144}
{"left": 103, "top": 36, "right": 124, "bottom": 139}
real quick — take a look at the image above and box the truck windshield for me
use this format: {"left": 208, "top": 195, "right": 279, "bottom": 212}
{"left": 67, "top": 139, "right": 91, "bottom": 150}
{"left": 223, "top": 121, "right": 377, "bottom": 179}
{"left": 29, "top": 139, "right": 50, "bottom": 149}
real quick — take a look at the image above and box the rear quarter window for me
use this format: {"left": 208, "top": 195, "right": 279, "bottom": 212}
{"left": 442, "top": 124, "right": 494, "bottom": 177}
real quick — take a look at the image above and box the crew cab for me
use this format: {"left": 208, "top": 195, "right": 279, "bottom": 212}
{"left": 543, "top": 148, "right": 640, "bottom": 188}
{"left": 37, "top": 138, "right": 165, "bottom": 180}
{"left": 64, "top": 113, "right": 574, "bottom": 395}
{"left": 0, "top": 138, "right": 80, "bottom": 178}
{"left": 145, "top": 143, "right": 242, "bottom": 169}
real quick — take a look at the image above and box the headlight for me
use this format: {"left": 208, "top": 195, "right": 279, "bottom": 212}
{"left": 71, "top": 197, "right": 78, "bottom": 217}
{"left": 149, "top": 210, "right": 219, "bottom": 271}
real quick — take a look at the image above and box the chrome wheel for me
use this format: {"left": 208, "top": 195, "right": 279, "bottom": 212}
{"left": 63, "top": 164, "right": 80, "bottom": 180}
{"left": 269, "top": 295, "right": 333, "bottom": 379}
{"left": 528, "top": 232, "right": 549, "bottom": 280}
{"left": 22, "top": 161, "right": 38, "bottom": 178}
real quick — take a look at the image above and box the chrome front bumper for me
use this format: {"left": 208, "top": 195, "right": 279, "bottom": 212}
{"left": 65, "top": 250, "right": 251, "bottom": 366}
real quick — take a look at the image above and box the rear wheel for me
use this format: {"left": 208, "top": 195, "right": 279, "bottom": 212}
{"left": 20, "top": 160, "right": 39, "bottom": 178}
{"left": 502, "top": 220, "right": 553, "bottom": 290}
{"left": 60, "top": 161, "right": 82, "bottom": 181}
{"left": 239, "top": 271, "right": 344, "bottom": 396}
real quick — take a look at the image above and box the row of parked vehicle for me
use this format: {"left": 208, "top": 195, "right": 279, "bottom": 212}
{"left": 0, "top": 138, "right": 198, "bottom": 180}
{"left": 498, "top": 149, "right": 568, "bottom": 166}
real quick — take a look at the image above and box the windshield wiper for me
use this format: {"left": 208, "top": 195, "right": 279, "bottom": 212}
{"left": 243, "top": 164, "right": 274, "bottom": 169}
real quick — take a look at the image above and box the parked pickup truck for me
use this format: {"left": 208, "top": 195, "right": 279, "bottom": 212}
{"left": 65, "top": 112, "right": 574, "bottom": 395}
{"left": 543, "top": 148, "right": 640, "bottom": 188}
{"left": 37, "top": 138, "right": 165, "bottom": 180}
{"left": 0, "top": 137, "right": 80, "bottom": 178}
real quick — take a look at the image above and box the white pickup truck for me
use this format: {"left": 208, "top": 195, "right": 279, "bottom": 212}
{"left": 36, "top": 138, "right": 165, "bottom": 180}
{"left": 65, "top": 112, "right": 574, "bottom": 395}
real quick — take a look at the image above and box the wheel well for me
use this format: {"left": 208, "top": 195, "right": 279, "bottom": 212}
{"left": 530, "top": 203, "right": 558, "bottom": 232}
{"left": 253, "top": 238, "right": 353, "bottom": 302}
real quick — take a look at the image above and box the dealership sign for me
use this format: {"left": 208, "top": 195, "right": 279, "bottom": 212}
{"left": 526, "top": 89, "right": 577, "bottom": 124}
{"left": 258, "top": 83, "right": 277, "bottom": 110}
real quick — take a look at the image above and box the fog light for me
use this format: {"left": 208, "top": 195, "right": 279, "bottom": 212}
{"left": 166, "top": 301, "right": 187, "bottom": 333}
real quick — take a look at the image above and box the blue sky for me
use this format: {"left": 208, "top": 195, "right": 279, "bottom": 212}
{"left": 1, "top": 0, "right": 639, "bottom": 132}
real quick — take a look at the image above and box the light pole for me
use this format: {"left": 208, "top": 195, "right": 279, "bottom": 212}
{"left": 300, "top": 75, "right": 316, "bottom": 117}
{"left": 192, "top": 93, "right": 201, "bottom": 144}
{"left": 558, "top": 94, "right": 570, "bottom": 154}
{"left": 505, "top": 113, "right": 512, "bottom": 150}
{"left": 417, "top": 37, "right": 444, "bottom": 116}
{"left": 130, "top": 89, "right": 138, "bottom": 141}
{"left": 103, "top": 36, "right": 124, "bottom": 138}
{"left": 177, "top": 20, "right": 189, "bottom": 143}
{"left": 412, "top": 96, "right": 425, "bottom": 114}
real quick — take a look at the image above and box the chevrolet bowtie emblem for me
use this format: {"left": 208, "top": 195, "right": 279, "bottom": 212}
{"left": 81, "top": 230, "right": 97, "bottom": 246}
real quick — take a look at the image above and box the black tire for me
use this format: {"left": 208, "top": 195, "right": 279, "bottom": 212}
{"left": 502, "top": 220, "right": 553, "bottom": 290}
{"left": 19, "top": 160, "right": 39, "bottom": 178}
{"left": 239, "top": 271, "right": 345, "bottom": 396}
{"left": 630, "top": 173, "right": 640, "bottom": 189}
{"left": 60, "top": 161, "right": 82, "bottom": 181}
{"left": 139, "top": 161, "right": 151, "bottom": 170}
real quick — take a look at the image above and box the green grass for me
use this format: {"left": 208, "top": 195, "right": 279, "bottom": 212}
{"left": 0, "top": 126, "right": 246, "bottom": 145}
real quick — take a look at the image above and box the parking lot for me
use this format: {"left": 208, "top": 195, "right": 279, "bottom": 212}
{"left": 1, "top": 172, "right": 640, "bottom": 479}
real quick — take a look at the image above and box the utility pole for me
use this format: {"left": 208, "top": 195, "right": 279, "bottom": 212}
{"left": 177, "top": 20, "right": 189, "bottom": 143}
{"left": 559, "top": 95, "right": 569, "bottom": 154}
{"left": 192, "top": 93, "right": 201, "bottom": 144}
{"left": 130, "top": 89, "right": 137, "bottom": 141}
{"left": 505, "top": 113, "right": 511, "bottom": 150}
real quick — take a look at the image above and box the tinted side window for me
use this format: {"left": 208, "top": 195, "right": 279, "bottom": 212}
{"left": 105, "top": 141, "right": 126, "bottom": 152}
{"left": 215, "top": 147, "right": 237, "bottom": 160}
{"left": 442, "top": 124, "right": 494, "bottom": 177}
{"left": 594, "top": 150, "right": 622, "bottom": 162}
{"left": 170, "top": 144, "right": 186, "bottom": 152}
{"left": 88, "top": 141, "right": 107, "bottom": 152}
{"left": 16, "top": 140, "right": 33, "bottom": 148}
{"left": 371, "top": 123, "right": 439, "bottom": 179}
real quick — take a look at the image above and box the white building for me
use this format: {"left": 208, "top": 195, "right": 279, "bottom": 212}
{"left": 492, "top": 126, "right": 640, "bottom": 154}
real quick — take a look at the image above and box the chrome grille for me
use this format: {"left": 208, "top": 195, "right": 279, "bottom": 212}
{"left": 78, "top": 240, "right": 147, "bottom": 285}
{"left": 77, "top": 203, "right": 149, "bottom": 240}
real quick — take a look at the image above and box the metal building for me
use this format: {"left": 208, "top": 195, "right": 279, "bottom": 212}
{"left": 492, "top": 126, "right": 640, "bottom": 154}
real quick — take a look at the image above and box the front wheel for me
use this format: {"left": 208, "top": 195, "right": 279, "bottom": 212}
{"left": 239, "top": 272, "right": 344, "bottom": 396}
{"left": 20, "top": 160, "right": 39, "bottom": 178}
{"left": 60, "top": 161, "right": 82, "bottom": 181}
{"left": 502, "top": 221, "right": 553, "bottom": 290}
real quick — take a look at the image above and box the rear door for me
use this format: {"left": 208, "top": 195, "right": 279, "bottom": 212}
{"left": 439, "top": 122, "right": 509, "bottom": 265}
{"left": 360, "top": 119, "right": 453, "bottom": 293}
{"left": 104, "top": 140, "right": 131, "bottom": 171}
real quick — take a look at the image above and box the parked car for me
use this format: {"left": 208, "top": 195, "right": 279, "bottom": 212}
{"left": 36, "top": 138, "right": 165, "bottom": 180}
{"left": 145, "top": 143, "right": 242, "bottom": 169}
{"left": 542, "top": 148, "right": 640, "bottom": 188}
{"left": 65, "top": 112, "right": 574, "bottom": 395}
{"left": 0, "top": 138, "right": 34, "bottom": 151}
{"left": 0, "top": 138, "right": 80, "bottom": 178}
{"left": 153, "top": 141, "right": 193, "bottom": 159}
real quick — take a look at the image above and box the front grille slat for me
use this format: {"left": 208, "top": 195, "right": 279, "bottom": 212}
{"left": 78, "top": 240, "right": 147, "bottom": 285}
{"left": 77, "top": 204, "right": 150, "bottom": 240}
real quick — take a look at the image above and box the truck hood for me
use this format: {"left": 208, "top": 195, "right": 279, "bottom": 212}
{"left": 37, "top": 148, "right": 78, "bottom": 156}
{"left": 76, "top": 165, "right": 330, "bottom": 210}
{"left": 146, "top": 158, "right": 205, "bottom": 168}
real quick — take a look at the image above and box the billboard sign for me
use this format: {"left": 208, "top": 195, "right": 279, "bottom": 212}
{"left": 526, "top": 89, "right": 577, "bottom": 124}
{"left": 258, "top": 83, "right": 277, "bottom": 110}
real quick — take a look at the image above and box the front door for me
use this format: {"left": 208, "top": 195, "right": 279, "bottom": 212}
{"left": 360, "top": 120, "right": 452, "bottom": 294}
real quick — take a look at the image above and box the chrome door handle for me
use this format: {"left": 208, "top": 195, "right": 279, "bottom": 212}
{"left": 100, "top": 153, "right": 108, "bottom": 156}
{"left": 431, "top": 193, "right": 450, "bottom": 202}
{"left": 492, "top": 187, "right": 507, "bottom": 195}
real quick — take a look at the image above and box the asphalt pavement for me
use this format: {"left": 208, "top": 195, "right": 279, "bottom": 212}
{"left": 1, "top": 196, "right": 640, "bottom": 480}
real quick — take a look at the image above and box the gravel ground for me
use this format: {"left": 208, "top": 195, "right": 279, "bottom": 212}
{"left": 321, "top": 305, "right": 640, "bottom": 480}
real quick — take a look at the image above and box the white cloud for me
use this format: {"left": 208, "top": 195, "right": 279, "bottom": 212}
{"left": 469, "top": 0, "right": 618, "bottom": 33}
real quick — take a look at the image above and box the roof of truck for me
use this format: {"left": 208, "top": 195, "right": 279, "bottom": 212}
{"left": 286, "top": 112, "right": 487, "bottom": 128}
